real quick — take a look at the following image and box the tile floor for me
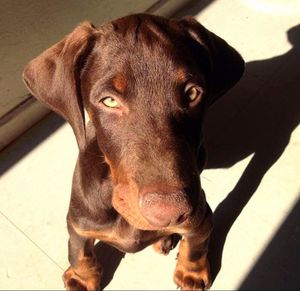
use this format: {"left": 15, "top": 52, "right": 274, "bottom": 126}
{"left": 1, "top": 0, "right": 299, "bottom": 290}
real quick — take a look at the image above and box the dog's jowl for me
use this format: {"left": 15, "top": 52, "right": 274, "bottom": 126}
{"left": 23, "top": 14, "right": 244, "bottom": 291}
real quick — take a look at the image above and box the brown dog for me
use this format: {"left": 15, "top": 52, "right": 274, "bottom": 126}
{"left": 23, "top": 14, "right": 244, "bottom": 290}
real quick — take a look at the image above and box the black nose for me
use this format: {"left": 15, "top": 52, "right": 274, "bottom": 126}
{"left": 139, "top": 190, "right": 192, "bottom": 228}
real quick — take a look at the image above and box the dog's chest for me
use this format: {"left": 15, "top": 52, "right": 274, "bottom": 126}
{"left": 105, "top": 217, "right": 163, "bottom": 253}
{"left": 81, "top": 216, "right": 163, "bottom": 253}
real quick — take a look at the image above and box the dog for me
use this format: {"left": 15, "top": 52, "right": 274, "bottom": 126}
{"left": 23, "top": 13, "right": 244, "bottom": 290}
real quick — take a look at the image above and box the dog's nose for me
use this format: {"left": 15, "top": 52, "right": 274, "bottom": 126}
{"left": 139, "top": 190, "right": 192, "bottom": 228}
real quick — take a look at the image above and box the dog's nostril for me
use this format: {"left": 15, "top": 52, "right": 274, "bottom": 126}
{"left": 139, "top": 191, "right": 192, "bottom": 228}
{"left": 176, "top": 213, "right": 188, "bottom": 225}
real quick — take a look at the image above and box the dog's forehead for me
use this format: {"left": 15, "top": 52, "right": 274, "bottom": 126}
{"left": 101, "top": 17, "right": 188, "bottom": 68}
{"left": 91, "top": 17, "right": 193, "bottom": 85}
{"left": 108, "top": 13, "right": 184, "bottom": 43}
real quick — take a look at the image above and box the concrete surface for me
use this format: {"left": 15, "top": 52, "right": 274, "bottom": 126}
{"left": 1, "top": 0, "right": 299, "bottom": 289}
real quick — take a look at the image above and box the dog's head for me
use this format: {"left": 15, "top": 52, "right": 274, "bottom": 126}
{"left": 23, "top": 14, "right": 244, "bottom": 231}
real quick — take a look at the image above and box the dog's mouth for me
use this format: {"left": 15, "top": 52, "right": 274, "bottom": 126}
{"left": 111, "top": 184, "right": 206, "bottom": 232}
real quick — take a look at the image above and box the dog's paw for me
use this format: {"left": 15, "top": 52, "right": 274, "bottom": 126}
{"left": 173, "top": 257, "right": 211, "bottom": 290}
{"left": 153, "top": 234, "right": 181, "bottom": 255}
{"left": 63, "top": 266, "right": 101, "bottom": 291}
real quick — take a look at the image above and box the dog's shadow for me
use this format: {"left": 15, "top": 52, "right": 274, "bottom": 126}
{"left": 205, "top": 24, "right": 300, "bottom": 283}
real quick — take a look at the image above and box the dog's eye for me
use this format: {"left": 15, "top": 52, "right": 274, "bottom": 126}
{"left": 185, "top": 86, "right": 203, "bottom": 106}
{"left": 101, "top": 97, "right": 120, "bottom": 108}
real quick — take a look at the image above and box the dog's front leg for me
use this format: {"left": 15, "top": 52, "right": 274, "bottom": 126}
{"left": 174, "top": 204, "right": 213, "bottom": 291}
{"left": 63, "top": 222, "right": 102, "bottom": 291}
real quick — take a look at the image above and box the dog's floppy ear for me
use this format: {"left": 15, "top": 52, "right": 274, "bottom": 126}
{"left": 23, "top": 22, "right": 97, "bottom": 150}
{"left": 180, "top": 17, "right": 245, "bottom": 104}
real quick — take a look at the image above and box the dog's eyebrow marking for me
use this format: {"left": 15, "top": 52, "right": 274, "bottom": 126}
{"left": 176, "top": 68, "right": 192, "bottom": 82}
{"left": 112, "top": 73, "right": 127, "bottom": 94}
